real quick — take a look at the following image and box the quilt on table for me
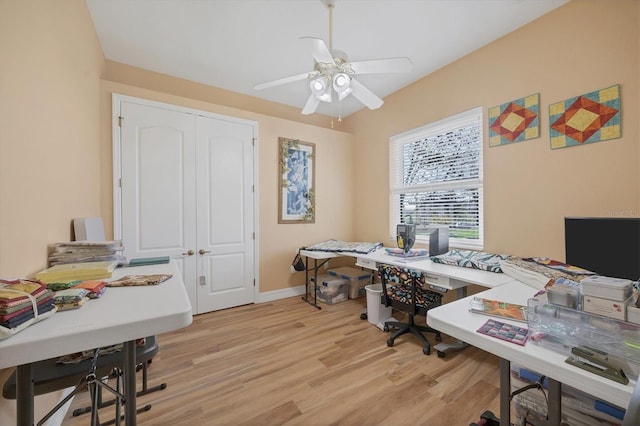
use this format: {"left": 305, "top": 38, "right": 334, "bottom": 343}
{"left": 500, "top": 256, "right": 594, "bottom": 290}
{"left": 429, "top": 249, "right": 507, "bottom": 273}
{"left": 304, "top": 240, "right": 382, "bottom": 254}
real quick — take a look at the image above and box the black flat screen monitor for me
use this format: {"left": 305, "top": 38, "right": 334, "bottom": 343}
{"left": 564, "top": 217, "right": 640, "bottom": 281}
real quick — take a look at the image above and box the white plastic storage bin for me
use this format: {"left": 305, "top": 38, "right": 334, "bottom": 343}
{"left": 313, "top": 275, "right": 348, "bottom": 305}
{"left": 328, "top": 267, "right": 372, "bottom": 299}
{"left": 527, "top": 297, "right": 640, "bottom": 378}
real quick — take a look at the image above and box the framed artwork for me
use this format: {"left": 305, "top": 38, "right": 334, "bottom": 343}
{"left": 488, "top": 93, "right": 540, "bottom": 147}
{"left": 549, "top": 84, "right": 621, "bottom": 149}
{"left": 278, "top": 137, "right": 315, "bottom": 223}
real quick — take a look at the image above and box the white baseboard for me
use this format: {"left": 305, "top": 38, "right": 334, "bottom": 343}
{"left": 258, "top": 285, "right": 305, "bottom": 303}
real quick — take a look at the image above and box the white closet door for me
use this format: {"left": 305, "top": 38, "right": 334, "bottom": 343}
{"left": 120, "top": 102, "right": 198, "bottom": 310}
{"left": 195, "top": 116, "right": 255, "bottom": 312}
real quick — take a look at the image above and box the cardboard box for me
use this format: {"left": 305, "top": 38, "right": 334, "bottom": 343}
{"left": 583, "top": 294, "right": 632, "bottom": 321}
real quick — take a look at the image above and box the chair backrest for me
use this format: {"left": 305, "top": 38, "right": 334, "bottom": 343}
{"left": 378, "top": 264, "right": 421, "bottom": 308}
{"left": 378, "top": 264, "right": 420, "bottom": 285}
{"left": 378, "top": 264, "right": 444, "bottom": 312}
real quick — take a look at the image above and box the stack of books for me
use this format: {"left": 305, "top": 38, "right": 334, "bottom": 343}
{"left": 48, "top": 240, "right": 126, "bottom": 266}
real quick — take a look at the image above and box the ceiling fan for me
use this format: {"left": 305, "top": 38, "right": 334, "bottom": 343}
{"left": 253, "top": 0, "right": 412, "bottom": 115}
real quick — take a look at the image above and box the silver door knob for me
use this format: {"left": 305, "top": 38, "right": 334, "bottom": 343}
{"left": 199, "top": 249, "right": 211, "bottom": 255}
{"left": 182, "top": 249, "right": 195, "bottom": 256}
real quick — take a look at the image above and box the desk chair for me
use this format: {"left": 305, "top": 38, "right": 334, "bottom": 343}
{"left": 3, "top": 336, "right": 166, "bottom": 426}
{"left": 379, "top": 265, "right": 444, "bottom": 355}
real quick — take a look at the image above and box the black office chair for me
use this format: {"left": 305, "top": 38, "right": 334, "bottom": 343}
{"left": 379, "top": 264, "right": 444, "bottom": 355}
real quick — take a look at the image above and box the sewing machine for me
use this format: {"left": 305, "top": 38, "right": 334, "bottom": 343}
{"left": 396, "top": 223, "right": 416, "bottom": 256}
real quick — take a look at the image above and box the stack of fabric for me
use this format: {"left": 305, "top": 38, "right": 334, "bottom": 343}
{"left": 52, "top": 288, "right": 90, "bottom": 311}
{"left": 0, "top": 279, "right": 57, "bottom": 339}
{"left": 72, "top": 280, "right": 107, "bottom": 299}
{"left": 47, "top": 240, "right": 126, "bottom": 266}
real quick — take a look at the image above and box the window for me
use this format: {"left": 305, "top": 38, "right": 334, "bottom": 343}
{"left": 389, "top": 107, "right": 483, "bottom": 249}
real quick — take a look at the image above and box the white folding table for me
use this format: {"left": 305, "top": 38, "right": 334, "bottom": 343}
{"left": 0, "top": 261, "right": 193, "bottom": 425}
{"left": 427, "top": 280, "right": 635, "bottom": 425}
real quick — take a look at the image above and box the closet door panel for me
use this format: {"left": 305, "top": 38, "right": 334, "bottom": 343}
{"left": 120, "top": 101, "right": 198, "bottom": 311}
{"left": 207, "top": 130, "right": 244, "bottom": 244}
{"left": 196, "top": 116, "right": 255, "bottom": 312}
{"left": 137, "top": 129, "right": 186, "bottom": 249}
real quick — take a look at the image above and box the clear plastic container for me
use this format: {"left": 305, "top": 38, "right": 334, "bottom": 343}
{"left": 527, "top": 296, "right": 640, "bottom": 377}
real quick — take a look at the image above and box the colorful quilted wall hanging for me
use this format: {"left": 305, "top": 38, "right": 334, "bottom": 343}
{"left": 488, "top": 93, "right": 539, "bottom": 147}
{"left": 549, "top": 84, "right": 621, "bottom": 149}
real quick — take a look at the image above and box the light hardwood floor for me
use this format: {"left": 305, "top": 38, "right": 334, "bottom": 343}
{"left": 62, "top": 296, "right": 502, "bottom": 425}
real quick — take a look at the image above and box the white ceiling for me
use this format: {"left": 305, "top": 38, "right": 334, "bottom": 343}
{"left": 86, "top": 0, "right": 568, "bottom": 118}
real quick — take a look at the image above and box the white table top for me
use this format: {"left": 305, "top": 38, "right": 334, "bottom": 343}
{"left": 300, "top": 247, "right": 514, "bottom": 289}
{"left": 0, "top": 261, "right": 193, "bottom": 369}
{"left": 427, "top": 280, "right": 635, "bottom": 410}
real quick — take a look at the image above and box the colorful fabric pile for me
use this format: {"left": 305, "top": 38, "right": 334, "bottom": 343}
{"left": 72, "top": 279, "right": 107, "bottom": 298}
{"left": 0, "top": 279, "right": 57, "bottom": 339}
{"left": 303, "top": 240, "right": 383, "bottom": 254}
{"left": 52, "top": 288, "right": 90, "bottom": 311}
{"left": 430, "top": 249, "right": 508, "bottom": 273}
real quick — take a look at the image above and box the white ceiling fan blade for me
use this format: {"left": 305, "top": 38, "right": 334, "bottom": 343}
{"left": 348, "top": 57, "right": 412, "bottom": 75}
{"left": 254, "top": 71, "right": 317, "bottom": 91}
{"left": 301, "top": 94, "right": 321, "bottom": 115}
{"left": 349, "top": 78, "right": 383, "bottom": 110}
{"left": 300, "top": 36, "right": 335, "bottom": 65}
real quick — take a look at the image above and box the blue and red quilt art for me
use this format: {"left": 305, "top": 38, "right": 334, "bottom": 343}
{"left": 549, "top": 85, "right": 621, "bottom": 149}
{"left": 489, "top": 94, "right": 540, "bottom": 147}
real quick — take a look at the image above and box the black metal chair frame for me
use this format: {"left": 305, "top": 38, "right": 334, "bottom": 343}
{"left": 379, "top": 265, "right": 443, "bottom": 355}
{"left": 3, "top": 336, "right": 166, "bottom": 426}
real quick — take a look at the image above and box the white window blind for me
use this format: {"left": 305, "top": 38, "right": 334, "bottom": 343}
{"left": 389, "top": 107, "right": 484, "bottom": 248}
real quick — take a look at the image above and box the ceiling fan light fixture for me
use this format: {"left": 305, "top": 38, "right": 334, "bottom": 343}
{"left": 332, "top": 73, "right": 351, "bottom": 92}
{"left": 310, "top": 76, "right": 331, "bottom": 102}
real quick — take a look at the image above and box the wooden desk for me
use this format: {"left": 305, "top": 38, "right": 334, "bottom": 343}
{"left": 427, "top": 280, "right": 635, "bottom": 425}
{"left": 0, "top": 261, "right": 193, "bottom": 425}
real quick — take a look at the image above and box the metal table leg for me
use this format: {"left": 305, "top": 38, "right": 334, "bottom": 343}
{"left": 123, "top": 340, "right": 137, "bottom": 425}
{"left": 548, "top": 377, "right": 561, "bottom": 425}
{"left": 301, "top": 256, "right": 327, "bottom": 310}
{"left": 433, "top": 287, "right": 470, "bottom": 356}
{"left": 500, "top": 358, "right": 511, "bottom": 426}
{"left": 16, "top": 363, "right": 34, "bottom": 426}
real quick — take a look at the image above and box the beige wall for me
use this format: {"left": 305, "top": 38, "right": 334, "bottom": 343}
{"left": 344, "top": 0, "right": 640, "bottom": 261}
{"left": 0, "top": 0, "right": 107, "bottom": 421}
{"left": 0, "top": 0, "right": 106, "bottom": 276}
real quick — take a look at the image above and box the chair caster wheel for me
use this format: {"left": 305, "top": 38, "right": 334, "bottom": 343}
{"left": 383, "top": 324, "right": 390, "bottom": 332}
{"left": 386, "top": 338, "right": 394, "bottom": 347}
{"left": 437, "top": 351, "right": 446, "bottom": 358}
{"left": 423, "top": 347, "right": 431, "bottom": 355}
{"left": 435, "top": 334, "right": 442, "bottom": 342}
{"left": 360, "top": 313, "right": 367, "bottom": 320}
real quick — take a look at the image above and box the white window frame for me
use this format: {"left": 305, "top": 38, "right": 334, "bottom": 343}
{"left": 389, "top": 107, "right": 484, "bottom": 249}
